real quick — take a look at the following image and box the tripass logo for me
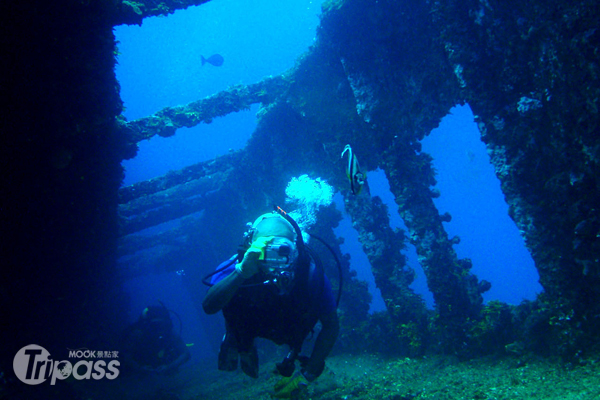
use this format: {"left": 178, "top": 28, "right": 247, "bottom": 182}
{"left": 13, "top": 344, "right": 120, "bottom": 385}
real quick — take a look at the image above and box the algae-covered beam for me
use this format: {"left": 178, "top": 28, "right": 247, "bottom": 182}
{"left": 118, "top": 148, "right": 242, "bottom": 237}
{"left": 119, "top": 76, "right": 289, "bottom": 146}
{"left": 119, "top": 173, "right": 220, "bottom": 218}
{"left": 112, "top": 0, "right": 211, "bottom": 26}
{"left": 119, "top": 188, "right": 212, "bottom": 236}
{"left": 118, "top": 168, "right": 230, "bottom": 235}
{"left": 343, "top": 187, "right": 429, "bottom": 351}
{"left": 119, "top": 151, "right": 242, "bottom": 203}
{"left": 382, "top": 142, "right": 489, "bottom": 353}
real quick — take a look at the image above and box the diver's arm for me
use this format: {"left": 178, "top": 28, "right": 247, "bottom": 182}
{"left": 203, "top": 250, "right": 261, "bottom": 314}
{"left": 172, "top": 349, "right": 191, "bottom": 369}
{"left": 202, "top": 269, "right": 246, "bottom": 314}
{"left": 305, "top": 310, "right": 339, "bottom": 377}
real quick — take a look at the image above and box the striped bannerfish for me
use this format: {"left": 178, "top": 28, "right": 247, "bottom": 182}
{"left": 341, "top": 144, "right": 365, "bottom": 195}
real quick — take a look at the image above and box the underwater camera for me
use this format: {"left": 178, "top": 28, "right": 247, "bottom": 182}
{"left": 260, "top": 238, "right": 299, "bottom": 293}
{"left": 261, "top": 239, "right": 298, "bottom": 270}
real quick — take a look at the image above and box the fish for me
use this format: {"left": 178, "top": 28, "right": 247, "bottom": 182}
{"left": 201, "top": 54, "right": 224, "bottom": 67}
{"left": 341, "top": 144, "right": 365, "bottom": 195}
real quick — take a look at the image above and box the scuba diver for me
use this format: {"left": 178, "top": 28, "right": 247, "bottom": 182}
{"left": 121, "top": 303, "right": 191, "bottom": 375}
{"left": 202, "top": 208, "right": 339, "bottom": 398}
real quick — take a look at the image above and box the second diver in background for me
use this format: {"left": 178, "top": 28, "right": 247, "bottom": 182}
{"left": 120, "top": 303, "right": 191, "bottom": 375}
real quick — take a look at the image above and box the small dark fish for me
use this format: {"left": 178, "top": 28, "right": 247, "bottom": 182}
{"left": 341, "top": 144, "right": 365, "bottom": 195}
{"left": 201, "top": 54, "right": 224, "bottom": 67}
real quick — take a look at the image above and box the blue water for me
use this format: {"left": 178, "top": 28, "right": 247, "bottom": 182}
{"left": 115, "top": 0, "right": 541, "bottom": 356}
{"left": 422, "top": 105, "right": 541, "bottom": 304}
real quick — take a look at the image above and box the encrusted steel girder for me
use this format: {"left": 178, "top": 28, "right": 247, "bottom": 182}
{"left": 118, "top": 151, "right": 241, "bottom": 235}
{"left": 112, "top": 0, "right": 211, "bottom": 26}
{"left": 119, "top": 76, "right": 289, "bottom": 147}
{"left": 381, "top": 142, "right": 487, "bottom": 351}
{"left": 343, "top": 187, "right": 429, "bottom": 335}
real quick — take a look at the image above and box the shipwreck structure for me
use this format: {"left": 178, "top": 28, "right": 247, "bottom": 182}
{"left": 3, "top": 1, "right": 599, "bottom": 392}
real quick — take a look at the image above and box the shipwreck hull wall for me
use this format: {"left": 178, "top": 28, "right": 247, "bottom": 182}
{"left": 434, "top": 0, "right": 600, "bottom": 354}
{"left": 1, "top": 0, "right": 130, "bottom": 384}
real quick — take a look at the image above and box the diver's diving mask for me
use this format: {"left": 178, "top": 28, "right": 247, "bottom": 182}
{"left": 261, "top": 237, "right": 299, "bottom": 294}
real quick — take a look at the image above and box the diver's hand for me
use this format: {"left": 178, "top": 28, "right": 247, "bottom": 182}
{"left": 235, "top": 237, "right": 268, "bottom": 278}
{"left": 272, "top": 370, "right": 309, "bottom": 398}
{"left": 235, "top": 249, "right": 260, "bottom": 279}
